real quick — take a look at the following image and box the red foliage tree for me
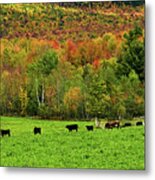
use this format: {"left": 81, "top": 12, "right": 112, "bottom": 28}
{"left": 67, "top": 39, "right": 77, "bottom": 54}
{"left": 51, "top": 40, "right": 60, "bottom": 49}
{"left": 93, "top": 59, "right": 100, "bottom": 69}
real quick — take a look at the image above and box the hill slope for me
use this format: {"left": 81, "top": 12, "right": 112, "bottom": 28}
{"left": 1, "top": 2, "right": 144, "bottom": 41}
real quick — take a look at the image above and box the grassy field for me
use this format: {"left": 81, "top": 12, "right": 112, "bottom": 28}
{"left": 0, "top": 117, "right": 145, "bottom": 170}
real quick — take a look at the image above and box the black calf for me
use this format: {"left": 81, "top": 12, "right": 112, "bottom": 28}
{"left": 0, "top": 129, "right": 11, "bottom": 137}
{"left": 66, "top": 124, "right": 78, "bottom": 132}
{"left": 136, "top": 121, "right": 143, "bottom": 126}
{"left": 121, "top": 122, "right": 132, "bottom": 128}
{"left": 86, "top": 125, "right": 94, "bottom": 131}
{"left": 34, "top": 127, "right": 41, "bottom": 135}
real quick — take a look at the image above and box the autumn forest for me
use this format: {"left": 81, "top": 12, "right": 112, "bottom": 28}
{"left": 0, "top": 1, "right": 145, "bottom": 121}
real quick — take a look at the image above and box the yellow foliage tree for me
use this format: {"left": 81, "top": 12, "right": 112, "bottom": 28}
{"left": 64, "top": 87, "right": 83, "bottom": 118}
{"left": 19, "top": 87, "right": 28, "bottom": 116}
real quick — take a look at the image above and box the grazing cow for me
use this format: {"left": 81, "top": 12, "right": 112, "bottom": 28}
{"left": 66, "top": 124, "right": 78, "bottom": 132}
{"left": 86, "top": 125, "right": 94, "bottom": 131}
{"left": 121, "top": 122, "right": 132, "bottom": 128}
{"left": 105, "top": 122, "right": 112, "bottom": 129}
{"left": 0, "top": 129, "right": 11, "bottom": 137}
{"left": 33, "top": 127, "right": 41, "bottom": 135}
{"left": 105, "top": 121, "right": 120, "bottom": 129}
{"left": 136, "top": 121, "right": 143, "bottom": 126}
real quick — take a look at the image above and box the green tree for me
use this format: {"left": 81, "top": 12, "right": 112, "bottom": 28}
{"left": 27, "top": 49, "right": 58, "bottom": 110}
{"left": 84, "top": 65, "right": 110, "bottom": 120}
{"left": 117, "top": 25, "right": 144, "bottom": 83}
{"left": 101, "top": 61, "right": 125, "bottom": 120}
{"left": 119, "top": 70, "right": 144, "bottom": 119}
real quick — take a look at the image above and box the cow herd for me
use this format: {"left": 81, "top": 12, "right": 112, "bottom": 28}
{"left": 104, "top": 120, "right": 144, "bottom": 129}
{"left": 0, "top": 127, "right": 42, "bottom": 137}
{"left": 0, "top": 120, "right": 144, "bottom": 137}
{"left": 65, "top": 124, "right": 94, "bottom": 132}
{"left": 0, "top": 124, "right": 93, "bottom": 137}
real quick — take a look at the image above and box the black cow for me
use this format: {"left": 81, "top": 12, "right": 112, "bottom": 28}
{"left": 86, "top": 125, "right": 94, "bottom": 131}
{"left": 66, "top": 124, "right": 78, "bottom": 132}
{"left": 105, "top": 121, "right": 120, "bottom": 129}
{"left": 136, "top": 121, "right": 143, "bottom": 126}
{"left": 34, "top": 127, "right": 41, "bottom": 135}
{"left": 0, "top": 129, "right": 11, "bottom": 137}
{"left": 121, "top": 122, "right": 132, "bottom": 128}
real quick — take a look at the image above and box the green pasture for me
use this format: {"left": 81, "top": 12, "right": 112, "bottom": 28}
{"left": 0, "top": 117, "right": 145, "bottom": 170}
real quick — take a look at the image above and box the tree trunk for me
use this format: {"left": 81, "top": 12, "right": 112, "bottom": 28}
{"left": 41, "top": 82, "right": 45, "bottom": 104}
{"left": 35, "top": 78, "right": 40, "bottom": 107}
{"left": 56, "top": 80, "right": 60, "bottom": 116}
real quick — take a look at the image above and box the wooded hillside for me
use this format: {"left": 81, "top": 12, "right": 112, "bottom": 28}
{"left": 0, "top": 2, "right": 145, "bottom": 120}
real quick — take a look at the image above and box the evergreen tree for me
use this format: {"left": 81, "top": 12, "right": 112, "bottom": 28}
{"left": 117, "top": 25, "right": 144, "bottom": 83}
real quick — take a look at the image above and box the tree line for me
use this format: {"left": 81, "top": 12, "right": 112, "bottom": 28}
{"left": 0, "top": 26, "right": 144, "bottom": 120}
